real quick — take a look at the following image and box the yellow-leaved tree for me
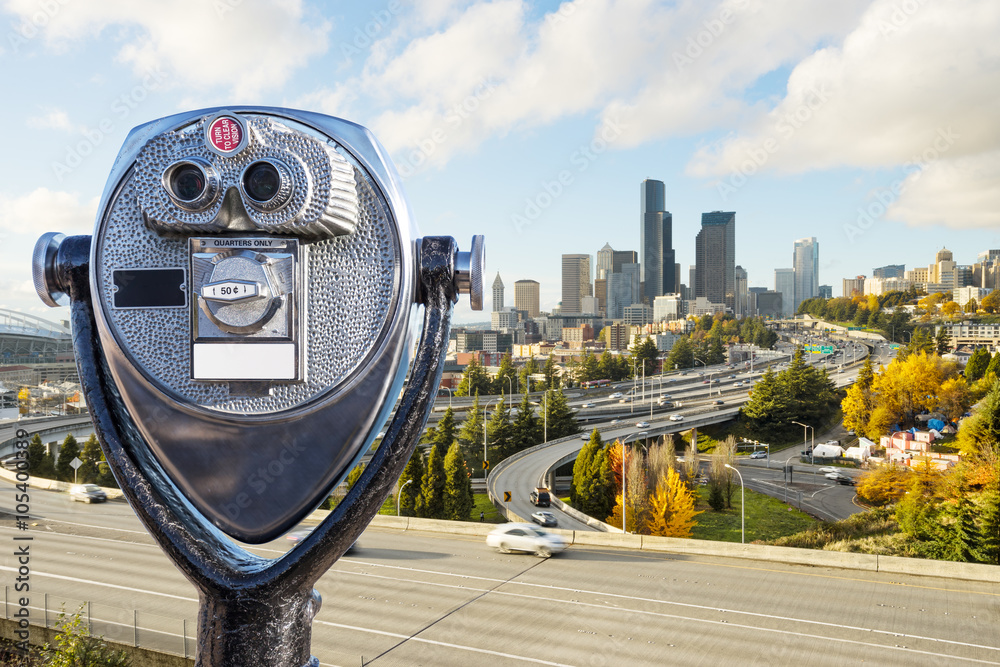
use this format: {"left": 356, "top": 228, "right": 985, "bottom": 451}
{"left": 856, "top": 464, "right": 909, "bottom": 506}
{"left": 644, "top": 468, "right": 701, "bottom": 538}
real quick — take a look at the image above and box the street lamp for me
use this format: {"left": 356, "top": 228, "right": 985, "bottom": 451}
{"left": 724, "top": 463, "right": 744, "bottom": 544}
{"left": 504, "top": 376, "right": 513, "bottom": 411}
{"left": 397, "top": 478, "right": 412, "bottom": 516}
{"left": 484, "top": 398, "right": 498, "bottom": 473}
{"left": 791, "top": 420, "right": 814, "bottom": 466}
{"left": 443, "top": 386, "right": 453, "bottom": 409}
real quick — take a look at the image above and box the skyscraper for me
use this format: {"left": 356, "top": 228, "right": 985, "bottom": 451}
{"left": 640, "top": 179, "right": 676, "bottom": 301}
{"left": 491, "top": 272, "right": 504, "bottom": 312}
{"left": 872, "top": 264, "right": 905, "bottom": 280}
{"left": 792, "top": 237, "right": 819, "bottom": 312}
{"left": 596, "top": 243, "right": 614, "bottom": 280}
{"left": 561, "top": 254, "right": 591, "bottom": 314}
{"left": 734, "top": 265, "right": 748, "bottom": 318}
{"left": 607, "top": 263, "right": 640, "bottom": 319}
{"left": 775, "top": 268, "right": 795, "bottom": 317}
{"left": 695, "top": 211, "right": 736, "bottom": 309}
{"left": 514, "top": 280, "right": 540, "bottom": 318}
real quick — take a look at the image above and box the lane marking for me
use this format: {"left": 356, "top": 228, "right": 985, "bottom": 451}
{"left": 0, "top": 565, "right": 196, "bottom": 601}
{"left": 334, "top": 564, "right": 1000, "bottom": 655}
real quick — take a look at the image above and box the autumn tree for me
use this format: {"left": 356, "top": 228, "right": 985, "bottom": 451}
{"left": 645, "top": 468, "right": 701, "bottom": 538}
{"left": 842, "top": 357, "right": 877, "bottom": 439}
{"left": 709, "top": 435, "right": 737, "bottom": 509}
{"left": 956, "top": 380, "right": 1000, "bottom": 459}
{"left": 856, "top": 464, "right": 909, "bottom": 506}
{"left": 981, "top": 289, "right": 1000, "bottom": 313}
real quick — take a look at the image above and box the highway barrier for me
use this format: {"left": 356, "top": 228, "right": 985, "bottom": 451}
{"left": 365, "top": 515, "right": 1000, "bottom": 584}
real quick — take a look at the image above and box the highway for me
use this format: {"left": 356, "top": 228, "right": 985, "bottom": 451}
{"left": 2, "top": 483, "right": 999, "bottom": 666}
{"left": 491, "top": 339, "right": 887, "bottom": 529}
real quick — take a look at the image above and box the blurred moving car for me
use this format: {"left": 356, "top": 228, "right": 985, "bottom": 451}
{"left": 286, "top": 526, "right": 358, "bottom": 552}
{"left": 486, "top": 523, "right": 567, "bottom": 557}
{"left": 531, "top": 511, "right": 558, "bottom": 527}
{"left": 669, "top": 414, "right": 684, "bottom": 422}
{"left": 69, "top": 484, "right": 107, "bottom": 503}
{"left": 635, "top": 421, "right": 650, "bottom": 428}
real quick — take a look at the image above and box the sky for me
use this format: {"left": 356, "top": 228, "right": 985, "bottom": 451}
{"left": 0, "top": 0, "right": 998, "bottom": 326}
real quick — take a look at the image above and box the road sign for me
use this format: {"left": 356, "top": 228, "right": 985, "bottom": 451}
{"left": 483, "top": 460, "right": 489, "bottom": 470}
{"left": 821, "top": 346, "right": 834, "bottom": 354}
{"left": 70, "top": 457, "right": 82, "bottom": 470}
{"left": 503, "top": 491, "right": 511, "bottom": 502}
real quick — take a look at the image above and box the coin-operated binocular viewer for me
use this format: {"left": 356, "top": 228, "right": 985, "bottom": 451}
{"left": 33, "top": 107, "right": 483, "bottom": 666}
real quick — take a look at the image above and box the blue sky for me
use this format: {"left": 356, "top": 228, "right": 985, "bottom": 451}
{"left": 1, "top": 0, "right": 998, "bottom": 325}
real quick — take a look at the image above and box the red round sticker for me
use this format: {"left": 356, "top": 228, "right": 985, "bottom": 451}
{"left": 207, "top": 116, "right": 244, "bottom": 154}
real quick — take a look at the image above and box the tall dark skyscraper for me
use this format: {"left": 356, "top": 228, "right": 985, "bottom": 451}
{"left": 695, "top": 211, "right": 736, "bottom": 310}
{"left": 640, "top": 179, "right": 676, "bottom": 302}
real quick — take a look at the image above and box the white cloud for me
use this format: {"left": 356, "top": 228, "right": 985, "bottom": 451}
{"left": 3, "top": 0, "right": 330, "bottom": 98}
{"left": 0, "top": 188, "right": 98, "bottom": 236}
{"left": 306, "top": 0, "right": 871, "bottom": 169}
{"left": 26, "top": 109, "right": 75, "bottom": 132}
{"left": 887, "top": 152, "right": 1000, "bottom": 229}
{"left": 686, "top": 0, "right": 1000, "bottom": 229}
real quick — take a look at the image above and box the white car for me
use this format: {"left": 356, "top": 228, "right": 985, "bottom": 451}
{"left": 669, "top": 414, "right": 684, "bottom": 422}
{"left": 581, "top": 402, "right": 594, "bottom": 408}
{"left": 610, "top": 392, "right": 623, "bottom": 399}
{"left": 486, "top": 523, "right": 567, "bottom": 557}
{"left": 818, "top": 466, "right": 839, "bottom": 474}
{"left": 660, "top": 394, "right": 672, "bottom": 400}
{"left": 824, "top": 472, "right": 842, "bottom": 480}
{"left": 635, "top": 421, "right": 650, "bottom": 428}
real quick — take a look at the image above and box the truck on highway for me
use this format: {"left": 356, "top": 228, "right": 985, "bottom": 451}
{"left": 529, "top": 487, "right": 551, "bottom": 507}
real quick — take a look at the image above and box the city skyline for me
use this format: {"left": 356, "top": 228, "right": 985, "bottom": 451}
{"left": 0, "top": 2, "right": 997, "bottom": 326}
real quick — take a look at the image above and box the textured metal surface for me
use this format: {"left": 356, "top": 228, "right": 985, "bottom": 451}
{"left": 97, "top": 169, "right": 396, "bottom": 414}
{"left": 136, "top": 113, "right": 359, "bottom": 239}
{"left": 62, "top": 233, "right": 457, "bottom": 666}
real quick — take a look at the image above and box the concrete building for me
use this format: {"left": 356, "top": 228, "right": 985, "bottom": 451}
{"left": 686, "top": 297, "right": 727, "bottom": 317}
{"left": 596, "top": 243, "right": 614, "bottom": 280}
{"left": 580, "top": 296, "right": 600, "bottom": 315}
{"left": 623, "top": 304, "right": 653, "bottom": 326}
{"left": 491, "top": 308, "right": 518, "bottom": 331}
{"left": 792, "top": 237, "right": 819, "bottom": 313}
{"left": 954, "top": 287, "right": 991, "bottom": 308}
{"left": 695, "top": 211, "right": 736, "bottom": 310}
{"left": 843, "top": 275, "right": 865, "bottom": 298}
{"left": 605, "top": 323, "right": 631, "bottom": 351}
{"left": 514, "top": 279, "right": 540, "bottom": 318}
{"left": 774, "top": 268, "right": 795, "bottom": 317}
{"left": 640, "top": 179, "right": 676, "bottom": 300}
{"left": 561, "top": 254, "right": 592, "bottom": 314}
{"left": 819, "top": 285, "right": 833, "bottom": 300}
{"left": 864, "top": 277, "right": 912, "bottom": 296}
{"left": 653, "top": 294, "right": 685, "bottom": 321}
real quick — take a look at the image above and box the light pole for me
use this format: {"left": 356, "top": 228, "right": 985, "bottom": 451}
{"left": 397, "top": 478, "right": 412, "bottom": 516}
{"left": 443, "top": 386, "right": 453, "bottom": 409}
{"left": 542, "top": 390, "right": 549, "bottom": 443}
{"left": 622, "top": 439, "right": 629, "bottom": 533}
{"left": 791, "top": 420, "right": 814, "bottom": 466}
{"left": 724, "top": 463, "right": 745, "bottom": 543}
{"left": 504, "top": 376, "right": 513, "bottom": 411}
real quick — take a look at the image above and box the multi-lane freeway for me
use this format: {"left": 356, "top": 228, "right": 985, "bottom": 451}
{"left": 2, "top": 481, "right": 999, "bottom": 666}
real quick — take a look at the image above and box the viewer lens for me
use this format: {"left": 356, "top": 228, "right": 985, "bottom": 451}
{"left": 171, "top": 165, "right": 206, "bottom": 201}
{"left": 244, "top": 162, "right": 281, "bottom": 202}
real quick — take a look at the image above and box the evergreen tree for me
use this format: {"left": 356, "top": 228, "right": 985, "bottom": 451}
{"left": 419, "top": 446, "right": 446, "bottom": 519}
{"left": 443, "top": 441, "right": 474, "bottom": 521}
{"left": 985, "top": 353, "right": 1000, "bottom": 383}
{"left": 510, "top": 391, "right": 541, "bottom": 454}
{"left": 572, "top": 430, "right": 601, "bottom": 507}
{"left": 965, "top": 347, "right": 992, "bottom": 383}
{"left": 432, "top": 407, "right": 458, "bottom": 457}
{"left": 975, "top": 483, "right": 1000, "bottom": 564}
{"left": 542, "top": 354, "right": 561, "bottom": 390}
{"left": 458, "top": 394, "right": 485, "bottom": 468}
{"left": 543, "top": 388, "right": 579, "bottom": 439}
{"left": 345, "top": 462, "right": 365, "bottom": 490}
{"left": 631, "top": 337, "right": 659, "bottom": 375}
{"left": 77, "top": 434, "right": 103, "bottom": 484}
{"left": 27, "top": 433, "right": 54, "bottom": 479}
{"left": 519, "top": 356, "right": 540, "bottom": 392}
{"left": 935, "top": 326, "right": 952, "bottom": 355}
{"left": 486, "top": 394, "right": 514, "bottom": 463}
{"left": 55, "top": 434, "right": 81, "bottom": 483}
{"left": 956, "top": 380, "right": 1000, "bottom": 459}
{"left": 665, "top": 336, "right": 694, "bottom": 370}
{"left": 492, "top": 353, "right": 518, "bottom": 395}
{"left": 398, "top": 448, "right": 424, "bottom": 516}
{"left": 707, "top": 336, "right": 725, "bottom": 366}
{"left": 739, "top": 368, "right": 788, "bottom": 433}
{"left": 579, "top": 350, "right": 600, "bottom": 383}
{"left": 455, "top": 356, "right": 492, "bottom": 396}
